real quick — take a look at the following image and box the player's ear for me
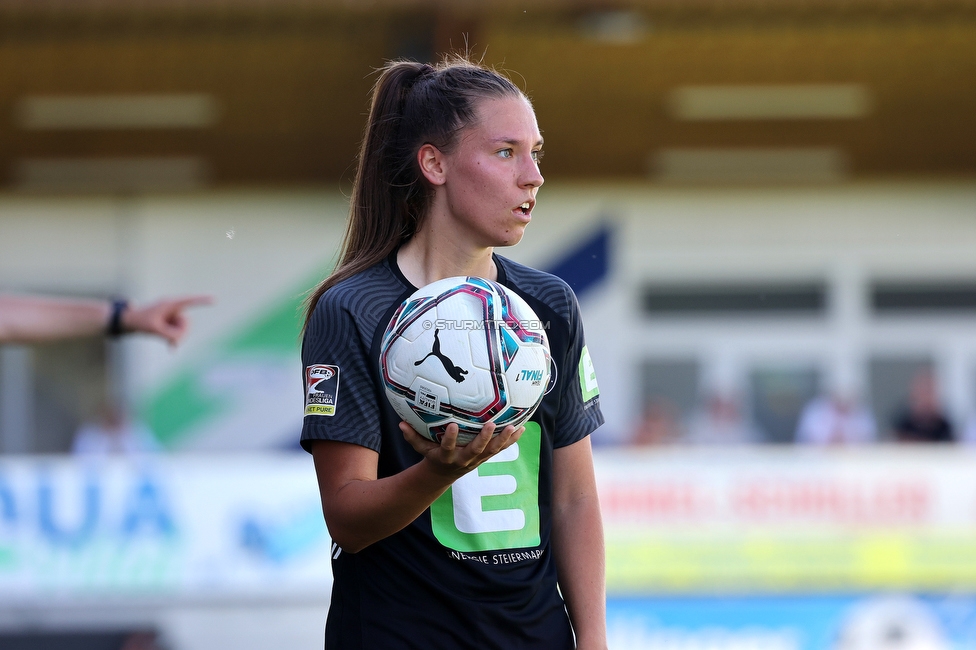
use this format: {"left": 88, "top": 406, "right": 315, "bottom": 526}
{"left": 418, "top": 143, "right": 447, "bottom": 186}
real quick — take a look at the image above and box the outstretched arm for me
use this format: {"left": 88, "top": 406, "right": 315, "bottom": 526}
{"left": 552, "top": 436, "right": 607, "bottom": 650}
{"left": 0, "top": 294, "right": 211, "bottom": 345}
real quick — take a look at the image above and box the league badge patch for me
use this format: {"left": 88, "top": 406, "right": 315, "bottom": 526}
{"left": 305, "top": 364, "right": 340, "bottom": 416}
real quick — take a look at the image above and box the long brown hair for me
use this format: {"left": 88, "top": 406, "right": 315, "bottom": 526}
{"left": 304, "top": 55, "right": 524, "bottom": 325}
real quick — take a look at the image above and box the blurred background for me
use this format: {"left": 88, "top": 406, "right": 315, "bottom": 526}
{"left": 1, "top": 0, "right": 975, "bottom": 648}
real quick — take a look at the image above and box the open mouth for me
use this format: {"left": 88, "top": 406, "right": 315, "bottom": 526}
{"left": 516, "top": 201, "right": 532, "bottom": 216}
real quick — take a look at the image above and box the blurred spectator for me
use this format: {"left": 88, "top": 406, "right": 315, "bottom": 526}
{"left": 795, "top": 393, "right": 877, "bottom": 446}
{"left": 891, "top": 370, "right": 954, "bottom": 443}
{"left": 685, "top": 391, "right": 761, "bottom": 445}
{"left": 0, "top": 293, "right": 211, "bottom": 346}
{"left": 120, "top": 631, "right": 164, "bottom": 650}
{"left": 72, "top": 402, "right": 159, "bottom": 455}
{"left": 631, "top": 398, "right": 682, "bottom": 445}
{"left": 961, "top": 415, "right": 976, "bottom": 445}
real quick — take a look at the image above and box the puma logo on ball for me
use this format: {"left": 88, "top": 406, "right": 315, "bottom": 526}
{"left": 414, "top": 328, "right": 469, "bottom": 383}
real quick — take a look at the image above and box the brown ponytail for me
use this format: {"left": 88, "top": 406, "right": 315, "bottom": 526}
{"left": 304, "top": 55, "right": 523, "bottom": 326}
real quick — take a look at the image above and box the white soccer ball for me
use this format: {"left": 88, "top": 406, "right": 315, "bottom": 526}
{"left": 380, "top": 276, "right": 552, "bottom": 445}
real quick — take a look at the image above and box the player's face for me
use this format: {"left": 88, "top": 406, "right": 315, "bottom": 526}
{"left": 439, "top": 95, "right": 544, "bottom": 248}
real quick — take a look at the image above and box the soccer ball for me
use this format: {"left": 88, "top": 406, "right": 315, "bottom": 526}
{"left": 380, "top": 276, "right": 552, "bottom": 445}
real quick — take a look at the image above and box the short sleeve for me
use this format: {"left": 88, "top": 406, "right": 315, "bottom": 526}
{"left": 552, "top": 286, "right": 604, "bottom": 448}
{"left": 300, "top": 292, "right": 383, "bottom": 453}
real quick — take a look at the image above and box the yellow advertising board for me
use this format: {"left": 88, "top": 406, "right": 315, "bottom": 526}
{"left": 596, "top": 447, "right": 976, "bottom": 594}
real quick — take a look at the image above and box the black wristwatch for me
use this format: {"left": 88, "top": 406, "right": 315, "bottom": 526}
{"left": 107, "top": 299, "right": 129, "bottom": 337}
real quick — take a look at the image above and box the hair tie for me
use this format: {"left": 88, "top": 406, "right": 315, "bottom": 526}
{"left": 403, "top": 63, "right": 435, "bottom": 99}
{"left": 410, "top": 63, "right": 435, "bottom": 88}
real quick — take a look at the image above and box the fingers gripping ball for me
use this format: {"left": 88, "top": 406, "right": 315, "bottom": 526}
{"left": 380, "top": 277, "right": 552, "bottom": 445}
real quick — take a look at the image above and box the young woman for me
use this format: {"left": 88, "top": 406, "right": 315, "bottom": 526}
{"left": 301, "top": 56, "right": 607, "bottom": 649}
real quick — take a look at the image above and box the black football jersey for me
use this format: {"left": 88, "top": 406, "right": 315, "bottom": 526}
{"left": 301, "top": 251, "right": 603, "bottom": 649}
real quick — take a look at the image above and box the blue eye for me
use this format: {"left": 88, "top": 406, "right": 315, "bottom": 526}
{"left": 498, "top": 149, "right": 514, "bottom": 159}
{"left": 532, "top": 150, "right": 544, "bottom": 163}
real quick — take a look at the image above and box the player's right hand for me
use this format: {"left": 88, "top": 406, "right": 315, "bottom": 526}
{"left": 400, "top": 421, "right": 524, "bottom": 480}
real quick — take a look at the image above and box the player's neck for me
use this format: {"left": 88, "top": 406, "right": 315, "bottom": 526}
{"left": 397, "top": 231, "right": 496, "bottom": 288}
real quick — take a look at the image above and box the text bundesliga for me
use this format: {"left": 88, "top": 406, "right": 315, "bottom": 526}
{"left": 422, "top": 319, "right": 550, "bottom": 331}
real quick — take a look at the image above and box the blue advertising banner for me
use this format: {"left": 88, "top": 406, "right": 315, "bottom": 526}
{"left": 0, "top": 455, "right": 331, "bottom": 603}
{"left": 608, "top": 594, "right": 976, "bottom": 650}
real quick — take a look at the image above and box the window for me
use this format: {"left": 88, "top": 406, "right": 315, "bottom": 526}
{"left": 642, "top": 282, "right": 827, "bottom": 316}
{"left": 872, "top": 281, "right": 976, "bottom": 314}
{"left": 749, "top": 365, "right": 820, "bottom": 443}
{"left": 0, "top": 339, "right": 108, "bottom": 453}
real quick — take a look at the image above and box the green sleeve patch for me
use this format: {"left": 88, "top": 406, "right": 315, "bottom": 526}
{"left": 578, "top": 345, "right": 600, "bottom": 402}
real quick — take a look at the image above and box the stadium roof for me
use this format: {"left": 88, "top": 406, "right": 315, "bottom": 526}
{"left": 1, "top": 0, "right": 973, "bottom": 189}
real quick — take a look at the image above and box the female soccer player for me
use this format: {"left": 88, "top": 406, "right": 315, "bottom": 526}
{"left": 301, "top": 56, "right": 607, "bottom": 649}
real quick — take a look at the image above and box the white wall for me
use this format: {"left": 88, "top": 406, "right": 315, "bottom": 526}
{"left": 512, "top": 181, "right": 976, "bottom": 441}
{"left": 3, "top": 181, "right": 976, "bottom": 447}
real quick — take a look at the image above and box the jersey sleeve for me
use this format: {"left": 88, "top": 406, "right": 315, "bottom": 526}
{"left": 553, "top": 285, "right": 604, "bottom": 448}
{"left": 300, "top": 291, "right": 383, "bottom": 453}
